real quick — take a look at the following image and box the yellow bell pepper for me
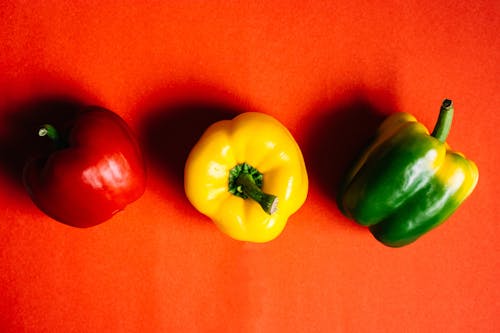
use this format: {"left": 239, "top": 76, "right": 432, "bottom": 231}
{"left": 184, "top": 112, "right": 308, "bottom": 243}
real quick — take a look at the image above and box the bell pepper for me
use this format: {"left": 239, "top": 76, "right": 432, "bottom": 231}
{"left": 184, "top": 112, "right": 308, "bottom": 243}
{"left": 23, "top": 106, "right": 146, "bottom": 228}
{"left": 338, "top": 99, "right": 478, "bottom": 247}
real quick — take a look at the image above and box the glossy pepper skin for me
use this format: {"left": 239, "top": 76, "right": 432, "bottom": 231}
{"left": 184, "top": 112, "right": 308, "bottom": 243}
{"left": 23, "top": 106, "right": 146, "bottom": 228}
{"left": 338, "top": 100, "right": 478, "bottom": 247}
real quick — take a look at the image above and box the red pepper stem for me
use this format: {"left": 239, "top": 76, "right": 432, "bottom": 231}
{"left": 236, "top": 173, "right": 278, "bottom": 215}
{"left": 431, "top": 99, "right": 454, "bottom": 143}
{"left": 39, "top": 124, "right": 65, "bottom": 149}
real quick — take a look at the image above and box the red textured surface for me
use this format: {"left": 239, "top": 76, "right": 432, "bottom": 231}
{"left": 1, "top": 1, "right": 498, "bottom": 332}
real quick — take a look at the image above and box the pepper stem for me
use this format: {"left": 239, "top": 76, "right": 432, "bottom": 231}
{"left": 38, "top": 124, "right": 66, "bottom": 149}
{"left": 431, "top": 99, "right": 454, "bottom": 143}
{"left": 235, "top": 173, "right": 278, "bottom": 214}
{"left": 229, "top": 163, "right": 278, "bottom": 215}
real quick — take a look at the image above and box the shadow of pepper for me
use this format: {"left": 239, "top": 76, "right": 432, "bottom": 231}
{"left": 137, "top": 85, "right": 246, "bottom": 202}
{"left": 302, "top": 89, "right": 398, "bottom": 206}
{"left": 0, "top": 97, "right": 85, "bottom": 193}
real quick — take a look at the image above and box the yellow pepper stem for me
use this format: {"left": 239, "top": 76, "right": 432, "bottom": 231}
{"left": 235, "top": 173, "right": 279, "bottom": 215}
{"left": 229, "top": 163, "right": 278, "bottom": 215}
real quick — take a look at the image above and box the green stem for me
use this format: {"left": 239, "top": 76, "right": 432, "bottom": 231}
{"left": 39, "top": 124, "right": 65, "bottom": 149}
{"left": 431, "top": 99, "right": 454, "bottom": 143}
{"left": 235, "top": 173, "right": 278, "bottom": 215}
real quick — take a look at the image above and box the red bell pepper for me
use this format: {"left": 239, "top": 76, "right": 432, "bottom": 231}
{"left": 23, "top": 106, "right": 146, "bottom": 227}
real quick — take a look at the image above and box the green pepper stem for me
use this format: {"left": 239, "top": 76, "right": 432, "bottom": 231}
{"left": 39, "top": 124, "right": 65, "bottom": 149}
{"left": 236, "top": 173, "right": 278, "bottom": 215}
{"left": 431, "top": 99, "right": 454, "bottom": 143}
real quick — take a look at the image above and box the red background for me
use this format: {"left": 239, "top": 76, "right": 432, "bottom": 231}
{"left": 1, "top": 1, "right": 498, "bottom": 332}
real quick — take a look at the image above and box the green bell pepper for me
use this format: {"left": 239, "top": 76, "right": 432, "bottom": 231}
{"left": 338, "top": 99, "right": 478, "bottom": 247}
